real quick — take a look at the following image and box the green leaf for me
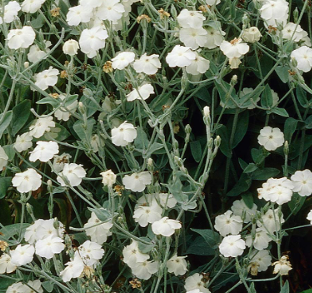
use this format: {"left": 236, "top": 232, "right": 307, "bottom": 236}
{"left": 186, "top": 236, "right": 216, "bottom": 255}
{"left": 30, "top": 13, "right": 44, "bottom": 28}
{"left": 0, "top": 278, "right": 16, "bottom": 290}
{"left": 138, "top": 237, "right": 155, "bottom": 253}
{"left": 3, "top": 145, "right": 15, "bottom": 161}
{"left": 261, "top": 85, "right": 273, "bottom": 108}
{"left": 0, "top": 177, "right": 12, "bottom": 199}
{"left": 280, "top": 280, "right": 289, "bottom": 293}
{"left": 238, "top": 158, "right": 248, "bottom": 170}
{"left": 288, "top": 193, "right": 305, "bottom": 216}
{"left": 191, "top": 229, "right": 220, "bottom": 248}
{"left": 168, "top": 178, "right": 188, "bottom": 203}
{"left": 42, "top": 281, "right": 54, "bottom": 293}
{"left": 296, "top": 86, "right": 309, "bottom": 108}
{"left": 216, "top": 125, "right": 231, "bottom": 158}
{"left": 284, "top": 117, "right": 298, "bottom": 141}
{"left": 0, "top": 223, "right": 30, "bottom": 242}
{"left": 251, "top": 148, "right": 269, "bottom": 164}
{"left": 0, "top": 111, "right": 13, "bottom": 139}
{"left": 242, "top": 192, "right": 254, "bottom": 209}
{"left": 269, "top": 107, "right": 289, "bottom": 117}
{"left": 12, "top": 100, "right": 31, "bottom": 135}
{"left": 243, "top": 163, "right": 258, "bottom": 173}
{"left": 215, "top": 81, "right": 238, "bottom": 109}
{"left": 45, "top": 123, "right": 70, "bottom": 142}
{"left": 0, "top": 199, "right": 12, "bottom": 225}
{"left": 88, "top": 208, "right": 111, "bottom": 222}
{"left": 227, "top": 173, "right": 251, "bottom": 197}
{"left": 300, "top": 289, "right": 312, "bottom": 293}
{"left": 232, "top": 111, "right": 249, "bottom": 148}
{"left": 251, "top": 168, "right": 280, "bottom": 180}
{"left": 37, "top": 96, "right": 60, "bottom": 108}
{"left": 73, "top": 119, "right": 95, "bottom": 142}
{"left": 190, "top": 141, "right": 202, "bottom": 163}
{"left": 145, "top": 142, "right": 164, "bottom": 157}
{"left": 275, "top": 66, "right": 290, "bottom": 83}
{"left": 134, "top": 127, "right": 149, "bottom": 150}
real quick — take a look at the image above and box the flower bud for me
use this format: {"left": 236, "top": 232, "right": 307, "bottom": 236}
{"left": 203, "top": 106, "right": 210, "bottom": 118}
{"left": 185, "top": 124, "right": 192, "bottom": 134}
{"left": 100, "top": 170, "right": 116, "bottom": 188}
{"left": 214, "top": 135, "right": 221, "bottom": 147}
{"left": 241, "top": 27, "right": 262, "bottom": 43}
{"left": 231, "top": 75, "right": 238, "bottom": 85}
{"left": 24, "top": 61, "right": 29, "bottom": 68}
{"left": 62, "top": 39, "right": 79, "bottom": 56}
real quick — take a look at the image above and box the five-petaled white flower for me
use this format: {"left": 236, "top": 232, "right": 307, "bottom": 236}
{"left": 166, "top": 45, "right": 196, "bottom": 68}
{"left": 12, "top": 168, "right": 42, "bottom": 193}
{"left": 219, "top": 234, "right": 246, "bottom": 257}
{"left": 257, "top": 126, "right": 284, "bottom": 151}
{"left": 291, "top": 46, "right": 312, "bottom": 73}
{"left": 126, "top": 84, "right": 155, "bottom": 102}
{"left": 291, "top": 169, "right": 312, "bottom": 196}
{"left": 151, "top": 217, "right": 182, "bottom": 237}
{"left": 29, "top": 141, "right": 59, "bottom": 162}
{"left": 10, "top": 244, "right": 35, "bottom": 266}
{"left": 220, "top": 38, "right": 249, "bottom": 58}
{"left": 132, "top": 54, "right": 161, "bottom": 75}
{"left": 112, "top": 51, "right": 136, "bottom": 70}
{"left": 7, "top": 26, "right": 36, "bottom": 49}
{"left": 34, "top": 66, "right": 59, "bottom": 91}
{"left": 166, "top": 254, "right": 188, "bottom": 276}
{"left": 57, "top": 163, "right": 86, "bottom": 186}
{"left": 122, "top": 171, "right": 152, "bottom": 192}
{"left": 111, "top": 121, "right": 137, "bottom": 146}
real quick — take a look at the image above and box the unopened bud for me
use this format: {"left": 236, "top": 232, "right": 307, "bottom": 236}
{"left": 185, "top": 124, "right": 192, "bottom": 134}
{"left": 203, "top": 106, "right": 210, "bottom": 118}
{"left": 26, "top": 203, "right": 34, "bottom": 215}
{"left": 24, "top": 61, "right": 29, "bottom": 68}
{"left": 214, "top": 135, "right": 221, "bottom": 147}
{"left": 284, "top": 140, "right": 289, "bottom": 156}
{"left": 293, "top": 8, "right": 299, "bottom": 23}
{"left": 78, "top": 102, "right": 86, "bottom": 114}
{"left": 231, "top": 75, "right": 238, "bottom": 85}
{"left": 147, "top": 158, "right": 153, "bottom": 166}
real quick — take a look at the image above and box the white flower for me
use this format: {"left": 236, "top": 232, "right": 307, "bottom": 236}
{"left": 6, "top": 282, "right": 28, "bottom": 293}
{"left": 54, "top": 94, "right": 78, "bottom": 121}
{"left": 126, "top": 84, "right": 155, "bottom": 101}
{"left": 14, "top": 132, "right": 33, "bottom": 152}
{"left": 229, "top": 57, "right": 242, "bottom": 69}
{"left": 111, "top": 51, "right": 135, "bottom": 70}
{"left": 291, "top": 46, "right": 312, "bottom": 73}
{"left": 34, "top": 66, "right": 59, "bottom": 91}
{"left": 231, "top": 199, "right": 257, "bottom": 223}
{"left": 66, "top": 5, "right": 93, "bottom": 26}
{"left": 57, "top": 163, "right": 86, "bottom": 187}
{"left": 290, "top": 169, "right": 312, "bottom": 196}
{"left": 133, "top": 199, "right": 162, "bottom": 227}
{"left": 177, "top": 9, "right": 205, "bottom": 29}
{"left": 158, "top": 193, "right": 177, "bottom": 209}
{"left": 10, "top": 244, "right": 35, "bottom": 266}
{"left": 111, "top": 121, "right": 137, "bottom": 146}
{"left": 151, "top": 217, "right": 181, "bottom": 237}
{"left": 26, "top": 280, "right": 43, "bottom": 293}
{"left": 60, "top": 252, "right": 84, "bottom": 282}
{"left": 0, "top": 146, "right": 8, "bottom": 171}
{"left": 3, "top": 1, "right": 21, "bottom": 23}
{"left": 29, "top": 116, "right": 55, "bottom": 138}
{"left": 245, "top": 228, "right": 271, "bottom": 250}
{"left": 214, "top": 210, "right": 243, "bottom": 237}
{"left": 282, "top": 22, "right": 308, "bottom": 42}
{"left": 257, "top": 208, "right": 285, "bottom": 234}
{"left": 52, "top": 153, "right": 71, "bottom": 173}
{"left": 0, "top": 254, "right": 16, "bottom": 274}
{"left": 63, "top": 39, "right": 79, "bottom": 56}
{"left": 29, "top": 141, "right": 59, "bottom": 162}
{"left": 122, "top": 171, "right": 152, "bottom": 192}
{"left": 272, "top": 255, "right": 292, "bottom": 275}
{"left": 257, "top": 126, "right": 284, "bottom": 151}
{"left": 166, "top": 254, "right": 188, "bottom": 276}
{"left": 184, "top": 273, "right": 210, "bottom": 293}
{"left": 27, "top": 40, "right": 51, "bottom": 63}
{"left": 241, "top": 27, "right": 262, "bottom": 43}
{"left": 179, "top": 27, "right": 208, "bottom": 50}
{"left": 7, "top": 26, "right": 35, "bottom": 49}
{"left": 79, "top": 27, "right": 108, "bottom": 58}
{"left": 122, "top": 240, "right": 149, "bottom": 268}
{"left": 219, "top": 235, "right": 246, "bottom": 257}
{"left": 79, "top": 0, "right": 102, "bottom": 8}
{"left": 249, "top": 250, "right": 272, "bottom": 275}
{"left": 260, "top": 0, "right": 289, "bottom": 27}
{"left": 21, "top": 0, "right": 45, "bottom": 13}
{"left": 258, "top": 177, "right": 294, "bottom": 205}
{"left": 84, "top": 211, "right": 113, "bottom": 244}
{"left": 95, "top": 0, "right": 125, "bottom": 22}
{"left": 186, "top": 53, "right": 210, "bottom": 75}
{"left": 131, "top": 260, "right": 159, "bottom": 280}
{"left": 78, "top": 240, "right": 104, "bottom": 266}
{"left": 166, "top": 45, "right": 196, "bottom": 68}
{"left": 220, "top": 38, "right": 249, "bottom": 58}
{"left": 132, "top": 54, "right": 161, "bottom": 75}
{"left": 35, "top": 235, "right": 65, "bottom": 259}
{"left": 12, "top": 168, "right": 42, "bottom": 193}
{"left": 307, "top": 209, "right": 312, "bottom": 224}
{"left": 204, "top": 26, "right": 225, "bottom": 49}
{"left": 24, "top": 219, "right": 43, "bottom": 244}
{"left": 100, "top": 170, "right": 117, "bottom": 187}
